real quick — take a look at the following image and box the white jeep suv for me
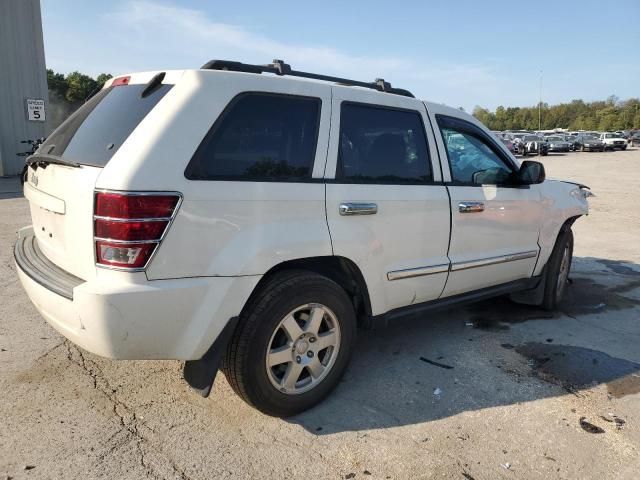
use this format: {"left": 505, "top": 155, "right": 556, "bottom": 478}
{"left": 15, "top": 60, "right": 591, "bottom": 416}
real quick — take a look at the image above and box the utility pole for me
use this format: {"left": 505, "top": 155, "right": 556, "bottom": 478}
{"left": 538, "top": 70, "right": 543, "bottom": 131}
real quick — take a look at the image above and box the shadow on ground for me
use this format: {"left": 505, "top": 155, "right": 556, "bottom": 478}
{"left": 290, "top": 257, "right": 640, "bottom": 434}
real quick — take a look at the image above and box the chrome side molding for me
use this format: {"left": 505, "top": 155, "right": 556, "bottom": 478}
{"left": 339, "top": 202, "right": 378, "bottom": 216}
{"left": 386, "top": 250, "right": 538, "bottom": 281}
{"left": 451, "top": 250, "right": 538, "bottom": 272}
{"left": 387, "top": 263, "right": 450, "bottom": 281}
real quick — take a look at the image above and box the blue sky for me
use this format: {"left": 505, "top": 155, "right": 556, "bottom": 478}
{"left": 41, "top": 0, "right": 639, "bottom": 111}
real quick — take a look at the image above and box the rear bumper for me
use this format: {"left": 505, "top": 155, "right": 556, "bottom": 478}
{"left": 15, "top": 226, "right": 260, "bottom": 360}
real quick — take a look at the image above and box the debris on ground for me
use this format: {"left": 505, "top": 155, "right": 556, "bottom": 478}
{"left": 433, "top": 387, "right": 442, "bottom": 396}
{"left": 420, "top": 357, "right": 454, "bottom": 369}
{"left": 580, "top": 417, "right": 605, "bottom": 434}
{"left": 600, "top": 414, "right": 626, "bottom": 430}
{"left": 500, "top": 462, "right": 511, "bottom": 470}
{"left": 344, "top": 473, "right": 356, "bottom": 479}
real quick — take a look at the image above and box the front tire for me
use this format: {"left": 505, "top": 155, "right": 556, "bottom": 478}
{"left": 541, "top": 227, "right": 574, "bottom": 311}
{"left": 223, "top": 270, "right": 356, "bottom": 417}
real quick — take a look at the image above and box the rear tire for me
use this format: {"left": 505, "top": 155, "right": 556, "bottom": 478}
{"left": 541, "top": 227, "right": 574, "bottom": 311}
{"left": 223, "top": 270, "right": 357, "bottom": 417}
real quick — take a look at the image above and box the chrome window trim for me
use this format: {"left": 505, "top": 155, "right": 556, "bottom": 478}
{"left": 93, "top": 189, "right": 183, "bottom": 272}
{"left": 387, "top": 263, "right": 450, "bottom": 281}
{"left": 450, "top": 250, "right": 538, "bottom": 272}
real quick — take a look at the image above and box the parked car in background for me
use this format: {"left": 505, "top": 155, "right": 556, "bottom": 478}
{"left": 508, "top": 133, "right": 528, "bottom": 155}
{"left": 13, "top": 59, "right": 591, "bottom": 416}
{"left": 600, "top": 132, "right": 627, "bottom": 151}
{"left": 572, "top": 134, "right": 605, "bottom": 152}
{"left": 545, "top": 135, "right": 571, "bottom": 153}
{"left": 630, "top": 131, "right": 640, "bottom": 147}
{"left": 522, "top": 135, "right": 549, "bottom": 156}
{"left": 561, "top": 134, "right": 577, "bottom": 150}
{"left": 494, "top": 132, "right": 516, "bottom": 154}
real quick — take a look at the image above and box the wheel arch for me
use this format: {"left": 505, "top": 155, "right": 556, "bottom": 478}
{"left": 245, "top": 256, "right": 373, "bottom": 328}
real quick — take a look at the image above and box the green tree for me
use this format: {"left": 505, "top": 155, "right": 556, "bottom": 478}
{"left": 473, "top": 97, "right": 639, "bottom": 131}
{"left": 46, "top": 69, "right": 68, "bottom": 98}
{"left": 65, "top": 71, "right": 98, "bottom": 102}
{"left": 95, "top": 73, "right": 113, "bottom": 88}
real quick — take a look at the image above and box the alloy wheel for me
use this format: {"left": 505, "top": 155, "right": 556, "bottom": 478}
{"left": 265, "top": 303, "right": 341, "bottom": 395}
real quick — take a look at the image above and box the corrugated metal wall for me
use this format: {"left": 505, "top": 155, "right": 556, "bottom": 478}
{"left": 0, "top": 0, "right": 48, "bottom": 176}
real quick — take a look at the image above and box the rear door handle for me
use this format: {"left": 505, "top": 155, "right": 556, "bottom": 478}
{"left": 339, "top": 202, "right": 378, "bottom": 216}
{"left": 458, "top": 201, "right": 484, "bottom": 213}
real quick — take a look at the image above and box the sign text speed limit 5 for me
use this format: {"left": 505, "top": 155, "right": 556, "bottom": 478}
{"left": 26, "top": 99, "right": 46, "bottom": 122}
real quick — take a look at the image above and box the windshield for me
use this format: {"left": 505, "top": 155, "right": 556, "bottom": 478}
{"left": 39, "top": 83, "right": 173, "bottom": 167}
{"left": 584, "top": 136, "right": 599, "bottom": 141}
{"left": 604, "top": 133, "right": 621, "bottom": 138}
{"left": 547, "top": 136, "right": 563, "bottom": 141}
{"left": 523, "top": 135, "right": 538, "bottom": 141}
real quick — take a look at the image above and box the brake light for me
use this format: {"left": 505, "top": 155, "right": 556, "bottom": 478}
{"left": 111, "top": 76, "right": 131, "bottom": 86}
{"left": 94, "top": 191, "right": 181, "bottom": 270}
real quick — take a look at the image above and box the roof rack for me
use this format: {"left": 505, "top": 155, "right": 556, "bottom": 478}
{"left": 200, "top": 59, "right": 415, "bottom": 98}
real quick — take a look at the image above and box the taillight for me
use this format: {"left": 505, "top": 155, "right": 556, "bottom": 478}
{"left": 94, "top": 191, "right": 181, "bottom": 270}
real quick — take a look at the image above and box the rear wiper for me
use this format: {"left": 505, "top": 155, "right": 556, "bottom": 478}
{"left": 26, "top": 153, "right": 81, "bottom": 169}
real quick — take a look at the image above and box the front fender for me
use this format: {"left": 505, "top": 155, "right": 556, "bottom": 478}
{"left": 534, "top": 180, "right": 590, "bottom": 275}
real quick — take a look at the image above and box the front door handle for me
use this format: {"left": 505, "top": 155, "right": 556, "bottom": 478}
{"left": 339, "top": 202, "right": 378, "bottom": 216}
{"left": 458, "top": 201, "right": 484, "bottom": 213}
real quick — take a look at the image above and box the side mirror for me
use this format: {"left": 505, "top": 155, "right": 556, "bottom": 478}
{"left": 517, "top": 160, "right": 545, "bottom": 184}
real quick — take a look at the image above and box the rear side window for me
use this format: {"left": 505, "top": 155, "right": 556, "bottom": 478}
{"left": 185, "top": 93, "right": 321, "bottom": 181}
{"left": 40, "top": 84, "right": 172, "bottom": 167}
{"left": 337, "top": 103, "right": 431, "bottom": 183}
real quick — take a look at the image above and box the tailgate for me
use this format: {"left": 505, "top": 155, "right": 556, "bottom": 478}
{"left": 24, "top": 164, "right": 102, "bottom": 280}
{"left": 22, "top": 72, "right": 177, "bottom": 280}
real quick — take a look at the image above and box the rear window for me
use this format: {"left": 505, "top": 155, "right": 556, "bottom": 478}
{"left": 337, "top": 103, "right": 431, "bottom": 183}
{"left": 185, "top": 93, "right": 321, "bottom": 181}
{"left": 39, "top": 83, "right": 172, "bottom": 167}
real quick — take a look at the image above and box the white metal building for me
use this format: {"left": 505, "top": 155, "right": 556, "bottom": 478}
{"left": 0, "top": 0, "right": 48, "bottom": 176}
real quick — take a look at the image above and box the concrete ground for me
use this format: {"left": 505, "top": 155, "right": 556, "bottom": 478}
{"left": 1, "top": 149, "right": 639, "bottom": 480}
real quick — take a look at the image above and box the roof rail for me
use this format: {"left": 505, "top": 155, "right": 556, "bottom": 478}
{"left": 200, "top": 59, "right": 415, "bottom": 98}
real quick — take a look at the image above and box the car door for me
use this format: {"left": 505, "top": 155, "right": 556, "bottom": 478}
{"left": 426, "top": 106, "right": 543, "bottom": 298}
{"left": 324, "top": 87, "right": 450, "bottom": 316}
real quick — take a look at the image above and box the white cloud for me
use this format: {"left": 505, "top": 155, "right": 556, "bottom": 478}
{"left": 45, "top": 0, "right": 526, "bottom": 110}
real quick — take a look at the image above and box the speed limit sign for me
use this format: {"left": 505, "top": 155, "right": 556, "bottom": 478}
{"left": 26, "top": 99, "right": 46, "bottom": 122}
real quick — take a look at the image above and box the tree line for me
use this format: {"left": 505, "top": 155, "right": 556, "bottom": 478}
{"left": 473, "top": 96, "right": 640, "bottom": 132}
{"left": 46, "top": 69, "right": 639, "bottom": 132}
{"left": 47, "top": 69, "right": 113, "bottom": 104}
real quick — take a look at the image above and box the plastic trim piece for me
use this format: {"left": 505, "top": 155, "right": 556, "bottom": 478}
{"left": 14, "top": 227, "right": 84, "bottom": 300}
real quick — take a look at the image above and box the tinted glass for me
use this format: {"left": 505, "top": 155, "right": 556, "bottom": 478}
{"left": 40, "top": 84, "right": 172, "bottom": 167}
{"left": 437, "top": 117, "right": 514, "bottom": 185}
{"left": 185, "top": 93, "right": 320, "bottom": 181}
{"left": 337, "top": 103, "right": 431, "bottom": 183}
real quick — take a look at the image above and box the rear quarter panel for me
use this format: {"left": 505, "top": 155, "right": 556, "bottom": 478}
{"left": 96, "top": 70, "right": 333, "bottom": 278}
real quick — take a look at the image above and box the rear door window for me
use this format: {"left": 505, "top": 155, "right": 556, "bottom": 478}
{"left": 337, "top": 103, "right": 431, "bottom": 183}
{"left": 40, "top": 83, "right": 172, "bottom": 167}
{"left": 185, "top": 93, "right": 321, "bottom": 181}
